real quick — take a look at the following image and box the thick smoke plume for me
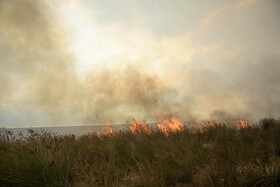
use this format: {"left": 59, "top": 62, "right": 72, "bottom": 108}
{"left": 0, "top": 0, "right": 279, "bottom": 127}
{"left": 0, "top": 0, "right": 176, "bottom": 126}
{"left": 0, "top": 0, "right": 77, "bottom": 125}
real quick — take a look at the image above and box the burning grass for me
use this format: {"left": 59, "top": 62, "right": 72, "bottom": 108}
{"left": 0, "top": 118, "right": 280, "bottom": 186}
{"left": 157, "top": 117, "right": 184, "bottom": 136}
{"left": 129, "top": 119, "right": 152, "bottom": 135}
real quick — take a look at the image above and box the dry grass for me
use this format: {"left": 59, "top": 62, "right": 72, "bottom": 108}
{"left": 0, "top": 118, "right": 280, "bottom": 186}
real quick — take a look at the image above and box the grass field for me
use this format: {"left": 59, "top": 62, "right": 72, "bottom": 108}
{"left": 0, "top": 118, "right": 280, "bottom": 186}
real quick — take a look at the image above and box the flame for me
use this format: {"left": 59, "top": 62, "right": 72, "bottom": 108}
{"left": 100, "top": 120, "right": 116, "bottom": 137}
{"left": 93, "top": 117, "right": 251, "bottom": 139}
{"left": 206, "top": 121, "right": 216, "bottom": 129}
{"left": 195, "top": 120, "right": 203, "bottom": 133}
{"left": 202, "top": 121, "right": 223, "bottom": 129}
{"left": 157, "top": 117, "right": 184, "bottom": 136}
{"left": 88, "top": 133, "right": 94, "bottom": 139}
{"left": 236, "top": 118, "right": 252, "bottom": 129}
{"left": 194, "top": 121, "right": 224, "bottom": 134}
{"left": 130, "top": 119, "right": 152, "bottom": 135}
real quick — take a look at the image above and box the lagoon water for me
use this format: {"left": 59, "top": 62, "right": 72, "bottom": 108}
{"left": 0, "top": 121, "right": 205, "bottom": 138}
{"left": 0, "top": 124, "right": 132, "bottom": 137}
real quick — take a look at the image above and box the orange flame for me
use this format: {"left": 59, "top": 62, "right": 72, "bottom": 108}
{"left": 236, "top": 118, "right": 252, "bottom": 129}
{"left": 130, "top": 119, "right": 152, "bottom": 135}
{"left": 94, "top": 117, "right": 251, "bottom": 139}
{"left": 157, "top": 117, "right": 184, "bottom": 136}
{"left": 100, "top": 120, "right": 116, "bottom": 137}
{"left": 194, "top": 120, "right": 204, "bottom": 133}
{"left": 194, "top": 121, "right": 223, "bottom": 134}
{"left": 205, "top": 121, "right": 216, "bottom": 129}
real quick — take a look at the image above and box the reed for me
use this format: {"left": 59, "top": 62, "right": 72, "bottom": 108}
{"left": 0, "top": 118, "right": 279, "bottom": 186}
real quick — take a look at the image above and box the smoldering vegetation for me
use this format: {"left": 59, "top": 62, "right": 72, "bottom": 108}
{"left": 0, "top": 0, "right": 280, "bottom": 126}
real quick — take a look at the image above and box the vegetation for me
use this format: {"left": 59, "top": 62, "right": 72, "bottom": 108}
{"left": 0, "top": 118, "right": 280, "bottom": 186}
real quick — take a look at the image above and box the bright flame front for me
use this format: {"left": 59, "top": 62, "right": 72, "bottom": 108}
{"left": 130, "top": 119, "right": 152, "bottom": 135}
{"left": 157, "top": 117, "right": 184, "bottom": 136}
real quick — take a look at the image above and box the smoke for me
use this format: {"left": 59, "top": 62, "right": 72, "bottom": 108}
{"left": 0, "top": 0, "right": 176, "bottom": 126}
{"left": 238, "top": 57, "right": 280, "bottom": 119}
{"left": 184, "top": 54, "right": 280, "bottom": 121}
{"left": 0, "top": 0, "right": 78, "bottom": 125}
{"left": 0, "top": 0, "right": 279, "bottom": 127}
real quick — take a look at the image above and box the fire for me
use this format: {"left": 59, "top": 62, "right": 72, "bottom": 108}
{"left": 236, "top": 118, "right": 253, "bottom": 129}
{"left": 194, "top": 121, "right": 224, "bottom": 134}
{"left": 94, "top": 117, "right": 250, "bottom": 139}
{"left": 100, "top": 120, "right": 116, "bottom": 137}
{"left": 202, "top": 121, "right": 224, "bottom": 129}
{"left": 204, "top": 121, "right": 216, "bottom": 129}
{"left": 130, "top": 119, "right": 152, "bottom": 135}
{"left": 157, "top": 117, "right": 184, "bottom": 136}
{"left": 195, "top": 120, "right": 203, "bottom": 133}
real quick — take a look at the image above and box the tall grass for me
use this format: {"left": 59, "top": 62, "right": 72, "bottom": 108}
{"left": 0, "top": 118, "right": 280, "bottom": 186}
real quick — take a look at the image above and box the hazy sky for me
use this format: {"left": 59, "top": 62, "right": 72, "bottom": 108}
{"left": 0, "top": 0, "right": 279, "bottom": 127}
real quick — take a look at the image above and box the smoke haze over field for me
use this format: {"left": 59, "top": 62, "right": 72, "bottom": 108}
{"left": 0, "top": 0, "right": 280, "bottom": 127}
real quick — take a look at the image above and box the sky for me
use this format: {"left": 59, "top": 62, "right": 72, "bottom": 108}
{"left": 0, "top": 0, "right": 280, "bottom": 127}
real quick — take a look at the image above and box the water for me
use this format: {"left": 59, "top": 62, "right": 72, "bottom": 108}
{"left": 0, "top": 124, "right": 131, "bottom": 138}
{"left": 0, "top": 121, "right": 200, "bottom": 138}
